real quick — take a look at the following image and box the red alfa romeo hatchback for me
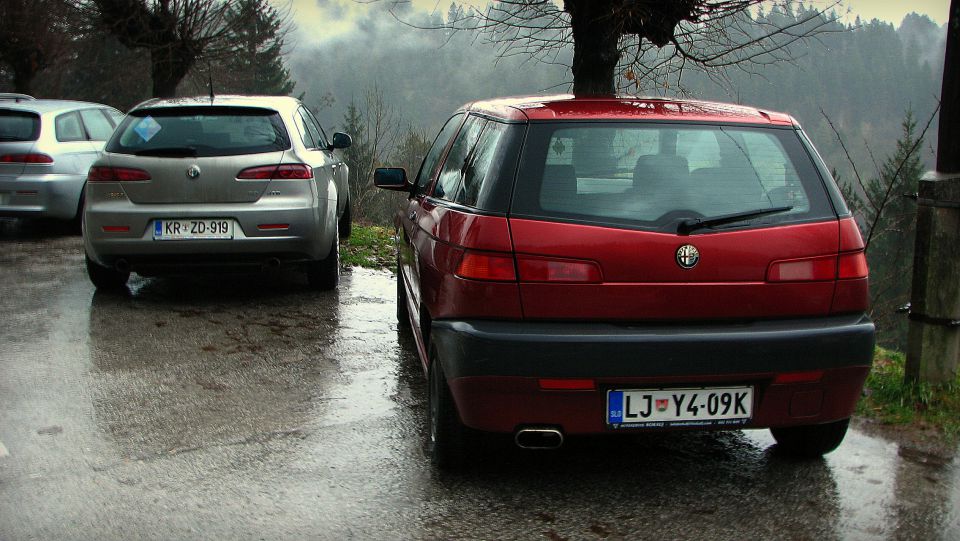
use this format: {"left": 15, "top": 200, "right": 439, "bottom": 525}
{"left": 375, "top": 95, "right": 874, "bottom": 468}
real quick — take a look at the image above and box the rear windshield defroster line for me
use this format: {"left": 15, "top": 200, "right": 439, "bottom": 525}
{"left": 106, "top": 106, "right": 291, "bottom": 157}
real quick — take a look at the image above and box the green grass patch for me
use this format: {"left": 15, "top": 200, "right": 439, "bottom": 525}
{"left": 857, "top": 347, "right": 960, "bottom": 437}
{"left": 342, "top": 224, "right": 395, "bottom": 269}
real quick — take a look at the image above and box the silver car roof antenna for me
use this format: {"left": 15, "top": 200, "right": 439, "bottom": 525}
{"left": 207, "top": 62, "right": 215, "bottom": 103}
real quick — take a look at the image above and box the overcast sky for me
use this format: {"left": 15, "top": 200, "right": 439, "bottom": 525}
{"left": 839, "top": 0, "right": 948, "bottom": 24}
{"left": 288, "top": 0, "right": 950, "bottom": 46}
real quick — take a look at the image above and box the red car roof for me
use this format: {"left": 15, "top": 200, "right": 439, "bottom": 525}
{"left": 463, "top": 95, "right": 797, "bottom": 126}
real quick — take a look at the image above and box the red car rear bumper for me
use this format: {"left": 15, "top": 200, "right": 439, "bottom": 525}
{"left": 449, "top": 368, "right": 868, "bottom": 434}
{"left": 431, "top": 315, "right": 874, "bottom": 434}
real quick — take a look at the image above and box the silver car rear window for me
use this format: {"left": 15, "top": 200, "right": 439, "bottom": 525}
{"left": 106, "top": 106, "right": 291, "bottom": 157}
{"left": 0, "top": 110, "right": 40, "bottom": 142}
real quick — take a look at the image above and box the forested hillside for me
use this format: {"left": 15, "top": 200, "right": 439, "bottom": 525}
{"left": 291, "top": 3, "right": 944, "bottom": 183}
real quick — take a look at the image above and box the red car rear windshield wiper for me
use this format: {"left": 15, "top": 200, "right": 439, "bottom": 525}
{"left": 677, "top": 205, "right": 794, "bottom": 235}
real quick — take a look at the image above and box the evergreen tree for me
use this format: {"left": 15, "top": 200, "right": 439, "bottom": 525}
{"left": 855, "top": 113, "right": 926, "bottom": 349}
{"left": 222, "top": 0, "right": 295, "bottom": 95}
{"left": 341, "top": 100, "right": 371, "bottom": 215}
{"left": 337, "top": 87, "right": 407, "bottom": 223}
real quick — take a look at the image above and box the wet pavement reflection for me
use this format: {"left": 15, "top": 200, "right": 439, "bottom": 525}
{"left": 1, "top": 219, "right": 958, "bottom": 540}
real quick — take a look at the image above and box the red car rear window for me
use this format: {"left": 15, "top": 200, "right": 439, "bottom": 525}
{"left": 511, "top": 122, "right": 835, "bottom": 232}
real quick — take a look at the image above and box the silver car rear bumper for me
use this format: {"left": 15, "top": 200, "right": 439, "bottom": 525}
{"left": 84, "top": 197, "right": 334, "bottom": 270}
{"left": 0, "top": 173, "right": 85, "bottom": 220}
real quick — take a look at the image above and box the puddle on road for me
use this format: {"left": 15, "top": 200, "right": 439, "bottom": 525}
{"left": 315, "top": 268, "right": 410, "bottom": 427}
{"left": 1, "top": 231, "right": 958, "bottom": 539}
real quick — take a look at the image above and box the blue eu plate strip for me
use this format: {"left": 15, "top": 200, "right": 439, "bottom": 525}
{"left": 154, "top": 220, "right": 162, "bottom": 237}
{"left": 608, "top": 391, "right": 624, "bottom": 424}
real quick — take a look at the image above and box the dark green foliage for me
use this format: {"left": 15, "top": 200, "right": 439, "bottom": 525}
{"left": 390, "top": 127, "right": 432, "bottom": 184}
{"left": 220, "top": 0, "right": 295, "bottom": 95}
{"left": 0, "top": 0, "right": 78, "bottom": 95}
{"left": 339, "top": 88, "right": 400, "bottom": 224}
{"left": 846, "top": 114, "right": 927, "bottom": 349}
{"left": 340, "top": 99, "right": 376, "bottom": 222}
{"left": 0, "top": 0, "right": 296, "bottom": 109}
{"left": 47, "top": 34, "right": 150, "bottom": 110}
{"left": 673, "top": 7, "right": 942, "bottom": 185}
{"left": 336, "top": 89, "right": 433, "bottom": 224}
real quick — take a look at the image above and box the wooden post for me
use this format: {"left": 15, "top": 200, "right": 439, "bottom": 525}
{"left": 905, "top": 174, "right": 960, "bottom": 384}
{"left": 904, "top": 0, "right": 960, "bottom": 384}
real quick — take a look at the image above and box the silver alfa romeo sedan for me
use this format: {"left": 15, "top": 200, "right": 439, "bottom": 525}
{"left": 83, "top": 95, "right": 351, "bottom": 290}
{"left": 1, "top": 98, "right": 124, "bottom": 224}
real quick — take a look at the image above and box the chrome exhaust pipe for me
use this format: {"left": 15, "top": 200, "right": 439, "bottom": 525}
{"left": 114, "top": 259, "right": 130, "bottom": 273}
{"left": 514, "top": 427, "right": 564, "bottom": 450}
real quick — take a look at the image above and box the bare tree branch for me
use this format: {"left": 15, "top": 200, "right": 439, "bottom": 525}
{"left": 370, "top": 1, "right": 847, "bottom": 95}
{"left": 820, "top": 107, "right": 875, "bottom": 212}
{"left": 862, "top": 103, "right": 939, "bottom": 251}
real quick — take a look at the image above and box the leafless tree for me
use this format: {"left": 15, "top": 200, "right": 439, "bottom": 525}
{"left": 81, "top": 0, "right": 250, "bottom": 98}
{"left": 0, "top": 0, "right": 78, "bottom": 94}
{"left": 341, "top": 86, "right": 403, "bottom": 223}
{"left": 382, "top": 0, "right": 844, "bottom": 95}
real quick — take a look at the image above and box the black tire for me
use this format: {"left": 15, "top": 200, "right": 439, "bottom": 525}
{"left": 428, "top": 347, "right": 470, "bottom": 470}
{"left": 85, "top": 255, "right": 129, "bottom": 290}
{"left": 71, "top": 187, "right": 85, "bottom": 235}
{"left": 396, "top": 258, "right": 410, "bottom": 327}
{"left": 338, "top": 202, "right": 352, "bottom": 239}
{"left": 307, "top": 234, "right": 340, "bottom": 290}
{"left": 771, "top": 418, "right": 850, "bottom": 458}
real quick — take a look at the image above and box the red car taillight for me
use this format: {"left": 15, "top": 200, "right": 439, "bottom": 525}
{"left": 767, "top": 217, "right": 870, "bottom": 313}
{"left": 1, "top": 153, "right": 53, "bottom": 164}
{"left": 766, "top": 255, "right": 837, "bottom": 282}
{"left": 87, "top": 166, "right": 151, "bottom": 182}
{"left": 517, "top": 255, "right": 602, "bottom": 283}
{"left": 456, "top": 251, "right": 604, "bottom": 284}
{"left": 456, "top": 252, "right": 517, "bottom": 281}
{"left": 766, "top": 250, "right": 868, "bottom": 282}
{"left": 237, "top": 164, "right": 313, "bottom": 180}
{"left": 837, "top": 251, "right": 868, "bottom": 279}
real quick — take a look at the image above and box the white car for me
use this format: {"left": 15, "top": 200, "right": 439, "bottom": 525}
{"left": 0, "top": 99, "right": 123, "bottom": 223}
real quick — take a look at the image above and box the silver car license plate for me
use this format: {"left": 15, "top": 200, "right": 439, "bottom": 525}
{"left": 153, "top": 219, "right": 234, "bottom": 240}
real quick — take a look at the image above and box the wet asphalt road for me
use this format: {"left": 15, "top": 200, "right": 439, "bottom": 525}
{"left": 0, "top": 219, "right": 958, "bottom": 541}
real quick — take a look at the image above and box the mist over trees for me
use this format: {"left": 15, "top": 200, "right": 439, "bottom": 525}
{"left": 292, "top": 3, "right": 943, "bottom": 184}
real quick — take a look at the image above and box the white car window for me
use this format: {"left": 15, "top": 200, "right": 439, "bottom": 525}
{"left": 55, "top": 112, "right": 85, "bottom": 142}
{"left": 80, "top": 109, "right": 115, "bottom": 141}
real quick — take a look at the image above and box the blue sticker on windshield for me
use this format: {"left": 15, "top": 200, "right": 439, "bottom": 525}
{"left": 134, "top": 116, "right": 161, "bottom": 142}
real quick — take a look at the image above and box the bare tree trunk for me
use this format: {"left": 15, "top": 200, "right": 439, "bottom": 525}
{"left": 11, "top": 59, "right": 37, "bottom": 95}
{"left": 150, "top": 46, "right": 194, "bottom": 98}
{"left": 93, "top": 0, "right": 235, "bottom": 99}
{"left": 938, "top": 0, "right": 959, "bottom": 174}
{"left": 566, "top": 0, "right": 619, "bottom": 96}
